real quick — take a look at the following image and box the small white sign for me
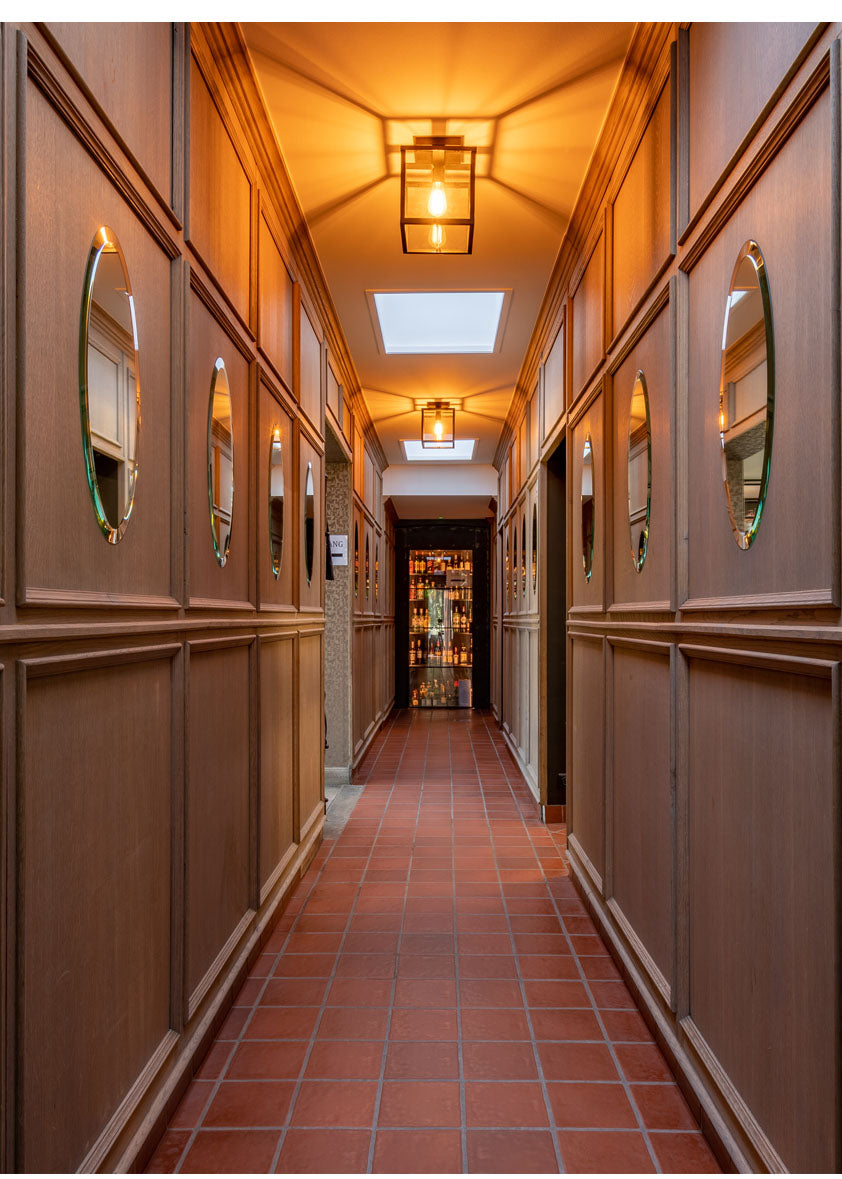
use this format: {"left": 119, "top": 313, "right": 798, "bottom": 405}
{"left": 330, "top": 534, "right": 348, "bottom": 565}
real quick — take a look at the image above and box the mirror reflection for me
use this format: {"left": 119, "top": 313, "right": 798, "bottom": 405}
{"left": 80, "top": 225, "right": 140, "bottom": 543}
{"left": 532, "top": 503, "right": 537, "bottom": 592}
{"left": 628, "top": 372, "right": 651, "bottom": 572}
{"left": 208, "top": 359, "right": 234, "bottom": 566}
{"left": 365, "top": 535, "right": 370, "bottom": 600}
{"left": 354, "top": 523, "right": 359, "bottom": 597}
{"left": 521, "top": 518, "right": 526, "bottom": 597}
{"left": 505, "top": 537, "right": 510, "bottom": 607}
{"left": 582, "top": 434, "right": 594, "bottom": 581}
{"left": 513, "top": 528, "right": 518, "bottom": 599}
{"left": 719, "top": 241, "right": 774, "bottom": 549}
{"left": 375, "top": 543, "right": 379, "bottom": 602}
{"left": 304, "top": 462, "right": 315, "bottom": 584}
{"left": 269, "top": 426, "right": 284, "bottom": 578}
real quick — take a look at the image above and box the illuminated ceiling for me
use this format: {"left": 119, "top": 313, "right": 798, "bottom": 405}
{"left": 242, "top": 22, "right": 634, "bottom": 485}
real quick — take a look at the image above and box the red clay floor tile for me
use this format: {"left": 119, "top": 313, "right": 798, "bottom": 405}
{"left": 378, "top": 1080, "right": 462, "bottom": 1127}
{"left": 557, "top": 1129, "right": 656, "bottom": 1172}
{"left": 466, "top": 1129, "right": 559, "bottom": 1173}
{"left": 179, "top": 1129, "right": 280, "bottom": 1173}
{"left": 372, "top": 1128, "right": 462, "bottom": 1173}
{"left": 275, "top": 1128, "right": 371, "bottom": 1173}
{"left": 649, "top": 1130, "right": 721, "bottom": 1172}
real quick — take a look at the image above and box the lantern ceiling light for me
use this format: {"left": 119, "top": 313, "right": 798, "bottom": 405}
{"left": 421, "top": 401, "right": 456, "bottom": 449}
{"left": 400, "top": 136, "right": 476, "bottom": 255}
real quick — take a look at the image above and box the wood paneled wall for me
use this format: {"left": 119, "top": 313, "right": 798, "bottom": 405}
{"left": 496, "top": 21, "right": 841, "bottom": 1174}
{"left": 0, "top": 21, "right": 390, "bottom": 1172}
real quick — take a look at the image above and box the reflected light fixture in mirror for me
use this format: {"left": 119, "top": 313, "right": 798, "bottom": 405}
{"left": 269, "top": 425, "right": 284, "bottom": 578}
{"left": 365, "top": 535, "right": 370, "bottom": 600}
{"left": 719, "top": 240, "right": 774, "bottom": 549}
{"left": 582, "top": 434, "right": 594, "bottom": 581}
{"left": 304, "top": 462, "right": 315, "bottom": 584}
{"left": 521, "top": 517, "right": 526, "bottom": 598}
{"left": 354, "top": 522, "right": 359, "bottom": 597}
{"left": 531, "top": 503, "right": 537, "bottom": 592}
{"left": 208, "top": 358, "right": 234, "bottom": 567}
{"left": 628, "top": 372, "right": 651, "bottom": 572}
{"left": 79, "top": 225, "right": 140, "bottom": 543}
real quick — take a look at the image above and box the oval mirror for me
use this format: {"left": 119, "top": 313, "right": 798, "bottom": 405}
{"left": 513, "top": 528, "right": 518, "bottom": 599}
{"left": 269, "top": 426, "right": 284, "bottom": 578}
{"left": 521, "top": 517, "right": 526, "bottom": 597}
{"left": 80, "top": 225, "right": 140, "bottom": 543}
{"left": 304, "top": 462, "right": 315, "bottom": 584}
{"left": 375, "top": 543, "right": 380, "bottom": 603}
{"left": 532, "top": 503, "right": 537, "bottom": 592}
{"left": 365, "top": 535, "right": 370, "bottom": 600}
{"left": 354, "top": 523, "right": 359, "bottom": 597}
{"left": 582, "top": 434, "right": 594, "bottom": 581}
{"left": 628, "top": 372, "right": 651, "bottom": 572}
{"left": 505, "top": 535, "right": 511, "bottom": 607}
{"left": 719, "top": 240, "right": 774, "bottom": 549}
{"left": 207, "top": 358, "right": 234, "bottom": 566}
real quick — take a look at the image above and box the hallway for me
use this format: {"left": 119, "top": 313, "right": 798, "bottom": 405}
{"left": 147, "top": 710, "right": 718, "bottom": 1174}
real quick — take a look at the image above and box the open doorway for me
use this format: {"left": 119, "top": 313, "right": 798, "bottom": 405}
{"left": 324, "top": 422, "right": 352, "bottom": 784}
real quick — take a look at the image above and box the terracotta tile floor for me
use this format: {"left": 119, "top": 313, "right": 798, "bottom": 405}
{"left": 147, "top": 710, "right": 719, "bottom": 1174}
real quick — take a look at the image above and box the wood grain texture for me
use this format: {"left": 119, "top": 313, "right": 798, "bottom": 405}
{"left": 186, "top": 643, "right": 251, "bottom": 1001}
{"left": 298, "top": 630, "right": 323, "bottom": 837}
{"left": 44, "top": 22, "right": 173, "bottom": 202}
{"left": 258, "top": 635, "right": 295, "bottom": 892}
{"left": 19, "top": 656, "right": 173, "bottom": 1172}
{"left": 687, "top": 654, "right": 837, "bottom": 1173}
{"left": 188, "top": 55, "right": 250, "bottom": 322}
{"left": 572, "top": 233, "right": 605, "bottom": 400}
{"left": 612, "top": 82, "right": 672, "bottom": 336}
{"left": 686, "top": 91, "right": 833, "bottom": 606}
{"left": 22, "top": 84, "right": 174, "bottom": 604}
{"left": 257, "top": 211, "right": 292, "bottom": 390}
{"left": 569, "top": 635, "right": 604, "bottom": 879}
{"left": 542, "top": 317, "right": 565, "bottom": 444}
{"left": 298, "top": 301, "right": 321, "bottom": 433}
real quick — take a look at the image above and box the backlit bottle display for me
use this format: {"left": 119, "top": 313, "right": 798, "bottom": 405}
{"left": 408, "top": 548, "right": 473, "bottom": 708}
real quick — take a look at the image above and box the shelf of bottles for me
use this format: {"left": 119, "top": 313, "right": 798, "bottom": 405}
{"left": 408, "top": 548, "right": 473, "bottom": 708}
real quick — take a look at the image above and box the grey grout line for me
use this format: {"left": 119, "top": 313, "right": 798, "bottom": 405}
{"left": 365, "top": 715, "right": 428, "bottom": 1174}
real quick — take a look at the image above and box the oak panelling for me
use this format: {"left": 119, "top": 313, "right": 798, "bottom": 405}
{"left": 187, "top": 287, "right": 251, "bottom": 608}
{"left": 686, "top": 651, "right": 837, "bottom": 1173}
{"left": 185, "top": 641, "right": 251, "bottom": 1007}
{"left": 22, "top": 84, "right": 175, "bottom": 606}
{"left": 257, "top": 378, "right": 293, "bottom": 609}
{"left": 687, "top": 23, "right": 818, "bottom": 225}
{"left": 44, "top": 23, "right": 173, "bottom": 203}
{"left": 543, "top": 317, "right": 565, "bottom": 442}
{"left": 529, "top": 385, "right": 539, "bottom": 472}
{"left": 298, "top": 300, "right": 322, "bottom": 433}
{"left": 611, "top": 305, "right": 671, "bottom": 609}
{"left": 571, "top": 233, "right": 605, "bottom": 400}
{"left": 528, "top": 625, "right": 539, "bottom": 773}
{"left": 19, "top": 651, "right": 174, "bottom": 1172}
{"left": 256, "top": 210, "right": 293, "bottom": 390}
{"left": 612, "top": 82, "right": 672, "bottom": 338}
{"left": 298, "top": 630, "right": 323, "bottom": 838}
{"left": 685, "top": 90, "right": 834, "bottom": 609}
{"left": 569, "top": 634, "right": 604, "bottom": 884}
{"left": 610, "top": 641, "right": 673, "bottom": 993}
{"left": 299, "top": 432, "right": 322, "bottom": 611}
{"left": 258, "top": 635, "right": 295, "bottom": 898}
{"left": 570, "top": 391, "right": 605, "bottom": 612}
{"left": 326, "top": 357, "right": 341, "bottom": 425}
{"left": 188, "top": 55, "right": 250, "bottom": 323}
{"left": 353, "top": 425, "right": 364, "bottom": 499}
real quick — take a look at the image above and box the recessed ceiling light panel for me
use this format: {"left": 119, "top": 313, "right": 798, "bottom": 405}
{"left": 402, "top": 439, "right": 477, "bottom": 461}
{"left": 372, "top": 291, "right": 507, "bottom": 354}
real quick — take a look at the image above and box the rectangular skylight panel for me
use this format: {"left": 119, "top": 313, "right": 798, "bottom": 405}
{"left": 402, "top": 439, "right": 477, "bottom": 461}
{"left": 374, "top": 291, "right": 504, "bottom": 354}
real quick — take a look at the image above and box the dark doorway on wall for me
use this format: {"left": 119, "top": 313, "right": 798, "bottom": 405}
{"left": 546, "top": 441, "right": 566, "bottom": 807}
{"left": 395, "top": 520, "right": 491, "bottom": 709}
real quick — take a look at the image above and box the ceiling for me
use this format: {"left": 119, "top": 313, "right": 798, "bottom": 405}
{"left": 242, "top": 22, "right": 633, "bottom": 509}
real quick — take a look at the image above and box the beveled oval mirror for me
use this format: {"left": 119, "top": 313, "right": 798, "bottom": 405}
{"left": 505, "top": 535, "right": 511, "bottom": 607}
{"left": 80, "top": 225, "right": 140, "bottom": 543}
{"left": 628, "top": 372, "right": 651, "bottom": 572}
{"left": 354, "top": 523, "right": 359, "bottom": 597}
{"left": 719, "top": 240, "right": 774, "bottom": 549}
{"left": 304, "top": 462, "right": 315, "bottom": 584}
{"left": 521, "top": 517, "right": 526, "bottom": 597}
{"left": 375, "top": 543, "right": 380, "bottom": 603}
{"left": 582, "top": 434, "right": 594, "bottom": 581}
{"left": 365, "top": 534, "right": 370, "bottom": 600}
{"left": 513, "top": 527, "right": 518, "bottom": 599}
{"left": 269, "top": 426, "right": 284, "bottom": 578}
{"left": 207, "top": 358, "right": 234, "bottom": 566}
{"left": 531, "top": 503, "right": 537, "bottom": 592}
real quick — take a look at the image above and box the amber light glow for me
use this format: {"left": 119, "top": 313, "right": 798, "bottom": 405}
{"left": 400, "top": 137, "right": 476, "bottom": 255}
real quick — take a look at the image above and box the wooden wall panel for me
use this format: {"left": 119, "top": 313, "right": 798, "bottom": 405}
{"left": 612, "top": 83, "right": 671, "bottom": 334}
{"left": 257, "top": 380, "right": 293, "bottom": 608}
{"left": 257, "top": 213, "right": 293, "bottom": 389}
{"left": 45, "top": 22, "right": 173, "bottom": 201}
{"left": 20, "top": 655, "right": 173, "bottom": 1172}
{"left": 299, "top": 304, "right": 321, "bottom": 431}
{"left": 529, "top": 386, "right": 539, "bottom": 470}
{"left": 688, "top": 22, "right": 818, "bottom": 220}
{"left": 259, "top": 636, "right": 295, "bottom": 893}
{"left": 569, "top": 636, "right": 604, "bottom": 881}
{"left": 23, "top": 85, "right": 174, "bottom": 605}
{"left": 686, "top": 91, "right": 833, "bottom": 608}
{"left": 572, "top": 234, "right": 604, "bottom": 400}
{"left": 188, "top": 56, "right": 250, "bottom": 321}
{"left": 687, "top": 654, "right": 837, "bottom": 1173}
{"left": 298, "top": 434, "right": 322, "bottom": 611}
{"left": 298, "top": 632, "right": 323, "bottom": 835}
{"left": 611, "top": 305, "right": 671, "bottom": 608}
{"left": 326, "top": 358, "right": 341, "bottom": 424}
{"left": 570, "top": 394, "right": 605, "bottom": 611}
{"left": 543, "top": 318, "right": 565, "bottom": 441}
{"left": 188, "top": 290, "right": 251, "bottom": 606}
{"left": 186, "top": 643, "right": 251, "bottom": 1002}
{"left": 610, "top": 643, "right": 673, "bottom": 989}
